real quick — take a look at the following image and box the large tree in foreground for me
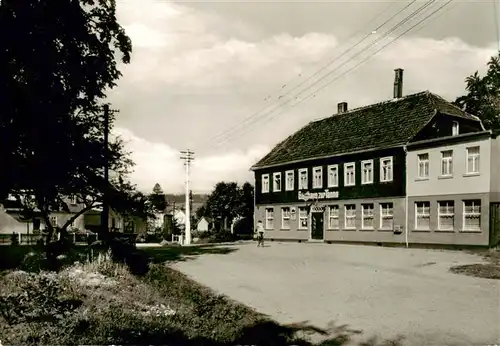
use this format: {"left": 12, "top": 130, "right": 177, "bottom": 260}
{"left": 0, "top": 0, "right": 149, "bottom": 245}
{"left": 454, "top": 53, "right": 500, "bottom": 133}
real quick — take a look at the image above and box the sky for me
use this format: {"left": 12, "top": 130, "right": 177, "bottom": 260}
{"left": 108, "top": 0, "right": 498, "bottom": 194}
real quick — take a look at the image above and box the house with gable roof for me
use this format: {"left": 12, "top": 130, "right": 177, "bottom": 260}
{"left": 250, "top": 68, "right": 500, "bottom": 247}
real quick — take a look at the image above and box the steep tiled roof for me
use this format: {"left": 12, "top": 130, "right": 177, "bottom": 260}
{"left": 251, "top": 91, "right": 480, "bottom": 169}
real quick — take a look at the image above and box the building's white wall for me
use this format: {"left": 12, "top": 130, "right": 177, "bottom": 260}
{"left": 407, "top": 138, "right": 491, "bottom": 197}
{"left": 197, "top": 218, "right": 209, "bottom": 232}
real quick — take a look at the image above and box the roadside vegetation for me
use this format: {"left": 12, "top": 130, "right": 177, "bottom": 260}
{"left": 0, "top": 245, "right": 404, "bottom": 346}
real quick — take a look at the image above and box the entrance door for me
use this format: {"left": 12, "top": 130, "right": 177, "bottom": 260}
{"left": 311, "top": 212, "right": 324, "bottom": 240}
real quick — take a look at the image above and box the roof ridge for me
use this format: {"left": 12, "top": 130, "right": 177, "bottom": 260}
{"left": 312, "top": 90, "right": 430, "bottom": 123}
{"left": 426, "top": 91, "right": 482, "bottom": 122}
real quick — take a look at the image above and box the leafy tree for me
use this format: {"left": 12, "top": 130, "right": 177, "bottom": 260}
{"left": 454, "top": 53, "right": 500, "bottom": 133}
{"left": 149, "top": 183, "right": 167, "bottom": 213}
{"left": 203, "top": 182, "right": 254, "bottom": 231}
{"left": 0, "top": 0, "right": 149, "bottom": 248}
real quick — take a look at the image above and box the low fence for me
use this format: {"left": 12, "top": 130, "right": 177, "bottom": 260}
{"left": 0, "top": 232, "right": 99, "bottom": 245}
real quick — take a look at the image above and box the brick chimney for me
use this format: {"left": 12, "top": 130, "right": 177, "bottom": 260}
{"left": 393, "top": 68, "right": 403, "bottom": 99}
{"left": 337, "top": 102, "right": 348, "bottom": 113}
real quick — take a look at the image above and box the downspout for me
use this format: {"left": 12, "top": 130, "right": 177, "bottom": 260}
{"left": 403, "top": 145, "right": 409, "bottom": 248}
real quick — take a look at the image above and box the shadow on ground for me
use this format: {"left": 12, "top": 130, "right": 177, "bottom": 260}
{"left": 111, "top": 320, "right": 404, "bottom": 346}
{"left": 144, "top": 245, "right": 239, "bottom": 264}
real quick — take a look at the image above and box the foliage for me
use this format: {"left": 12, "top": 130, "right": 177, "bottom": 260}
{"left": 201, "top": 181, "right": 254, "bottom": 230}
{"left": 150, "top": 183, "right": 167, "bottom": 213}
{"left": 0, "top": 252, "right": 403, "bottom": 346}
{"left": 0, "top": 0, "right": 151, "bottom": 247}
{"left": 454, "top": 53, "right": 500, "bottom": 133}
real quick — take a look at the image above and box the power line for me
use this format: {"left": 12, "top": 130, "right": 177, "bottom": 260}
{"left": 207, "top": 0, "right": 440, "bottom": 149}
{"left": 215, "top": 0, "right": 455, "bottom": 146}
{"left": 201, "top": 0, "right": 413, "bottom": 147}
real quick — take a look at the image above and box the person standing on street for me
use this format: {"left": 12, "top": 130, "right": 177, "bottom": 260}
{"left": 255, "top": 220, "right": 265, "bottom": 247}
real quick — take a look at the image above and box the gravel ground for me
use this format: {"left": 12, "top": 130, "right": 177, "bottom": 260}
{"left": 172, "top": 242, "right": 500, "bottom": 346}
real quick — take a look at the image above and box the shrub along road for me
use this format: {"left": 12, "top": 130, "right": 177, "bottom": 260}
{"left": 171, "top": 242, "right": 500, "bottom": 346}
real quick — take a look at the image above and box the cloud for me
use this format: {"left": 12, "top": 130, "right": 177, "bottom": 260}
{"left": 113, "top": 127, "right": 268, "bottom": 194}
{"left": 107, "top": 1, "right": 497, "bottom": 193}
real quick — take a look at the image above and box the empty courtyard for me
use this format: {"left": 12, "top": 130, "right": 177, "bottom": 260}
{"left": 172, "top": 242, "right": 500, "bottom": 346}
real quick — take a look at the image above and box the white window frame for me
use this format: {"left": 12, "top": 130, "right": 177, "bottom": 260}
{"left": 361, "top": 160, "right": 374, "bottom": 185}
{"left": 440, "top": 150, "right": 453, "bottom": 177}
{"left": 466, "top": 146, "right": 480, "bottom": 175}
{"left": 273, "top": 172, "right": 282, "bottom": 192}
{"left": 344, "top": 162, "right": 355, "bottom": 187}
{"left": 380, "top": 203, "right": 394, "bottom": 230}
{"left": 344, "top": 205, "right": 356, "bottom": 229}
{"left": 415, "top": 202, "right": 430, "bottom": 230}
{"left": 328, "top": 205, "right": 339, "bottom": 229}
{"left": 380, "top": 157, "right": 393, "bottom": 182}
{"left": 437, "top": 201, "right": 454, "bottom": 231}
{"left": 285, "top": 170, "right": 295, "bottom": 191}
{"left": 417, "top": 153, "right": 429, "bottom": 179}
{"left": 281, "top": 207, "right": 291, "bottom": 229}
{"left": 298, "top": 168, "right": 308, "bottom": 190}
{"left": 298, "top": 207, "right": 308, "bottom": 229}
{"left": 463, "top": 200, "right": 481, "bottom": 232}
{"left": 265, "top": 208, "right": 274, "bottom": 230}
{"left": 313, "top": 166, "right": 323, "bottom": 189}
{"left": 361, "top": 204, "right": 374, "bottom": 229}
{"left": 69, "top": 195, "right": 78, "bottom": 205}
{"left": 327, "top": 164, "right": 339, "bottom": 187}
{"left": 262, "top": 174, "right": 270, "bottom": 193}
{"left": 452, "top": 121, "right": 459, "bottom": 136}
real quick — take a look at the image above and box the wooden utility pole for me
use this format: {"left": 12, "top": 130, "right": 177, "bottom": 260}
{"left": 101, "top": 105, "right": 110, "bottom": 235}
{"left": 180, "top": 149, "right": 194, "bottom": 245}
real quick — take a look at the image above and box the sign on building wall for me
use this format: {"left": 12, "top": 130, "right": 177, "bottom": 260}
{"left": 298, "top": 189, "right": 339, "bottom": 201}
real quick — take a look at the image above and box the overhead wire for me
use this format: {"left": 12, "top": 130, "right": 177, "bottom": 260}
{"left": 207, "top": 0, "right": 442, "bottom": 149}
{"left": 200, "top": 0, "right": 413, "bottom": 147}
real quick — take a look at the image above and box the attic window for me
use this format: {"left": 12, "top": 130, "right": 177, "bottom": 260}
{"left": 452, "top": 121, "right": 459, "bottom": 136}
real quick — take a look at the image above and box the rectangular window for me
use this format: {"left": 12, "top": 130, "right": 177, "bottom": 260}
{"left": 328, "top": 205, "right": 339, "bottom": 229}
{"left": 463, "top": 200, "right": 481, "bottom": 231}
{"left": 273, "top": 172, "right": 282, "bottom": 192}
{"left": 466, "top": 146, "right": 480, "bottom": 174}
{"left": 69, "top": 195, "right": 78, "bottom": 205}
{"left": 281, "top": 207, "right": 291, "bottom": 229}
{"left": 298, "top": 207, "right": 308, "bottom": 229}
{"left": 262, "top": 174, "right": 270, "bottom": 193}
{"left": 361, "top": 160, "right": 373, "bottom": 184}
{"left": 362, "top": 204, "right": 374, "bottom": 229}
{"left": 313, "top": 166, "right": 323, "bottom": 189}
{"left": 438, "top": 201, "right": 454, "bottom": 231}
{"left": 452, "top": 121, "right": 459, "bottom": 136}
{"left": 441, "top": 150, "right": 453, "bottom": 176}
{"left": 415, "top": 202, "right": 430, "bottom": 230}
{"left": 345, "top": 204, "right": 356, "bottom": 229}
{"left": 285, "top": 170, "right": 294, "bottom": 191}
{"left": 344, "top": 163, "right": 355, "bottom": 186}
{"left": 327, "top": 165, "right": 339, "bottom": 187}
{"left": 380, "top": 157, "right": 393, "bottom": 182}
{"left": 265, "top": 208, "right": 274, "bottom": 229}
{"left": 380, "top": 203, "right": 394, "bottom": 230}
{"left": 50, "top": 216, "right": 57, "bottom": 227}
{"left": 298, "top": 169, "right": 308, "bottom": 190}
{"left": 417, "top": 153, "right": 429, "bottom": 179}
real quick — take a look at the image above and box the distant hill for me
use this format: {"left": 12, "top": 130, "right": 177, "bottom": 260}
{"left": 165, "top": 194, "right": 209, "bottom": 205}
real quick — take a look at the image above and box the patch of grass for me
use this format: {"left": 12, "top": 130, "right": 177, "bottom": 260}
{"left": 450, "top": 249, "right": 500, "bottom": 280}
